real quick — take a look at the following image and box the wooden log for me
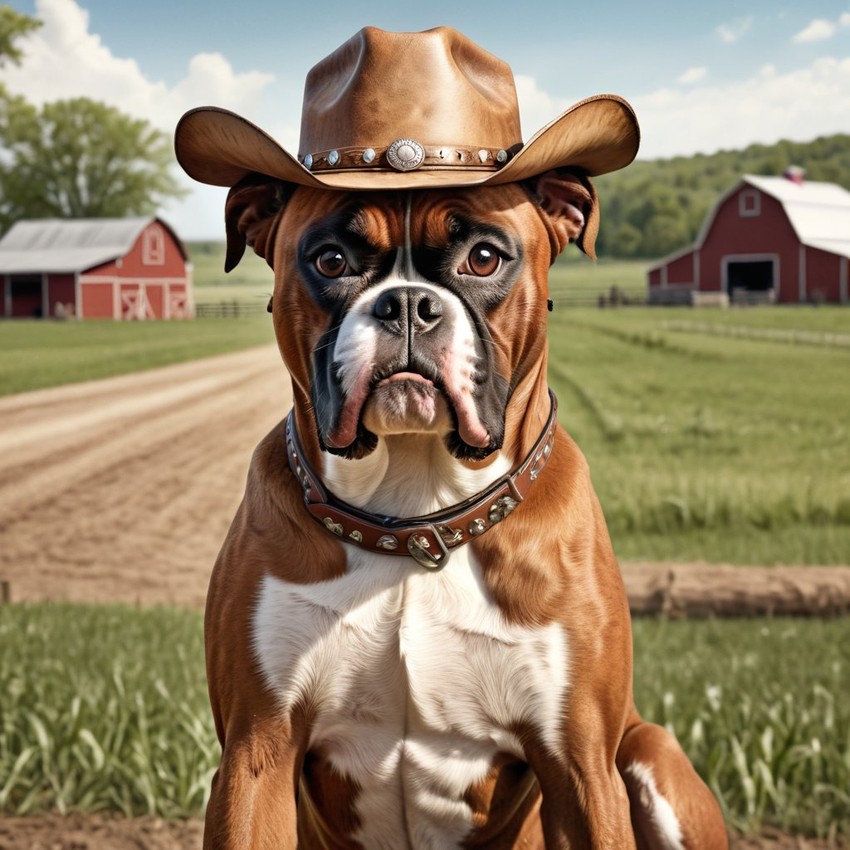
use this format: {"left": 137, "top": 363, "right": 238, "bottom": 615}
{"left": 621, "top": 563, "right": 850, "bottom": 617}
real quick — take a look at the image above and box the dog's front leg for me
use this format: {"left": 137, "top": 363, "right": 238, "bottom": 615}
{"left": 203, "top": 710, "right": 303, "bottom": 850}
{"left": 203, "top": 514, "right": 309, "bottom": 850}
{"left": 530, "top": 742, "right": 638, "bottom": 850}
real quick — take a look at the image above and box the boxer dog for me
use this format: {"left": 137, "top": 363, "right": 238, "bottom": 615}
{"left": 176, "top": 26, "right": 728, "bottom": 849}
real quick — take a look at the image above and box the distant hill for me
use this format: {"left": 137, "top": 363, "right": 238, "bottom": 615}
{"left": 593, "top": 133, "right": 850, "bottom": 259}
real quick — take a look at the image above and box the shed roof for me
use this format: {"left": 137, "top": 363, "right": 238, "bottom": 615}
{"left": 0, "top": 217, "right": 185, "bottom": 274}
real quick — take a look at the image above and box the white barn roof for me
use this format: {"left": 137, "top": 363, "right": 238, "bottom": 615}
{"left": 696, "top": 175, "right": 850, "bottom": 261}
{"left": 0, "top": 217, "right": 156, "bottom": 274}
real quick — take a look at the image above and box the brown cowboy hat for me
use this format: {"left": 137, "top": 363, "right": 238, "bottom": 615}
{"left": 175, "top": 26, "right": 639, "bottom": 191}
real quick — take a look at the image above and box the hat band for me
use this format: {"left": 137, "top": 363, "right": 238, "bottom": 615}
{"left": 301, "top": 139, "right": 520, "bottom": 174}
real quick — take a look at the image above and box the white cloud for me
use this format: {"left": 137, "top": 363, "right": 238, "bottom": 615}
{"left": 792, "top": 11, "right": 850, "bottom": 43}
{"left": 792, "top": 18, "right": 837, "bottom": 43}
{"left": 3, "top": 0, "right": 275, "bottom": 130}
{"left": 716, "top": 16, "right": 753, "bottom": 44}
{"left": 514, "top": 74, "right": 571, "bottom": 139}
{"left": 1, "top": 0, "right": 277, "bottom": 239}
{"left": 677, "top": 67, "right": 708, "bottom": 85}
{"left": 631, "top": 56, "right": 850, "bottom": 160}
{"left": 515, "top": 54, "right": 850, "bottom": 163}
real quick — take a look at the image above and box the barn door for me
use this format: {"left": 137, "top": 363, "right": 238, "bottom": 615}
{"left": 120, "top": 283, "right": 155, "bottom": 320}
{"left": 727, "top": 260, "right": 776, "bottom": 304}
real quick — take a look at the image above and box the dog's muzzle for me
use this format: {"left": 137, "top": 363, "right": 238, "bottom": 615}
{"left": 312, "top": 280, "right": 508, "bottom": 460}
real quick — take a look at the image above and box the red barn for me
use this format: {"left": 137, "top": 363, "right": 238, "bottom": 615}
{"left": 0, "top": 217, "right": 193, "bottom": 319}
{"left": 647, "top": 174, "right": 850, "bottom": 305}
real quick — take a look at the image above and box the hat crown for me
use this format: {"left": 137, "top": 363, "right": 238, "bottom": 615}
{"left": 299, "top": 26, "right": 523, "bottom": 157}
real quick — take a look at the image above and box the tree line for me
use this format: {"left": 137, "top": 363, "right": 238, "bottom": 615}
{"left": 593, "top": 134, "right": 850, "bottom": 258}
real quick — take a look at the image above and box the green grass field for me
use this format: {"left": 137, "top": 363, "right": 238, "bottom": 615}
{"left": 2, "top": 251, "right": 848, "bottom": 837}
{"left": 545, "top": 306, "right": 850, "bottom": 565}
{"left": 1, "top": 603, "right": 847, "bottom": 838}
{"left": 0, "top": 316, "right": 274, "bottom": 396}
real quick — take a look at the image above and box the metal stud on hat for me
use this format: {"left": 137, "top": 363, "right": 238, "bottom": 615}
{"left": 386, "top": 138, "right": 425, "bottom": 172}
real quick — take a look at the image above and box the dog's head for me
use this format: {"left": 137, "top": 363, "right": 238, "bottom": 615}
{"left": 225, "top": 171, "right": 597, "bottom": 461}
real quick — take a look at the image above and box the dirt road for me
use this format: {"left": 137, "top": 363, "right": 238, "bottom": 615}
{"left": 0, "top": 346, "right": 290, "bottom": 607}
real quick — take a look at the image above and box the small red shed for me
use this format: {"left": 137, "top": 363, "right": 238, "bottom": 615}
{"left": 0, "top": 217, "right": 193, "bottom": 319}
{"left": 647, "top": 174, "right": 850, "bottom": 305}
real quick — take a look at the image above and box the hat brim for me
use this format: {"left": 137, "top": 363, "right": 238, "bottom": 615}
{"left": 174, "top": 94, "right": 639, "bottom": 191}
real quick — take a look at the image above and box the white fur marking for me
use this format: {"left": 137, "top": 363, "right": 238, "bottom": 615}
{"left": 253, "top": 548, "right": 569, "bottom": 850}
{"left": 623, "top": 761, "right": 686, "bottom": 850}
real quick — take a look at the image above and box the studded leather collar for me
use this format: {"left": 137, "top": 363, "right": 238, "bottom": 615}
{"left": 285, "top": 391, "right": 558, "bottom": 570}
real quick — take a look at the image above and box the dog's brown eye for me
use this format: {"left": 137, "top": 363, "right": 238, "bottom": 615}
{"left": 315, "top": 249, "right": 348, "bottom": 278}
{"left": 464, "top": 243, "right": 500, "bottom": 277}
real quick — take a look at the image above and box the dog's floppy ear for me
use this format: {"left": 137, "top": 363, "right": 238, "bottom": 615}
{"left": 527, "top": 169, "right": 599, "bottom": 261}
{"left": 224, "top": 173, "right": 294, "bottom": 272}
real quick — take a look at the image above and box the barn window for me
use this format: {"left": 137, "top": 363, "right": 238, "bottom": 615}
{"left": 143, "top": 226, "right": 165, "bottom": 265}
{"left": 739, "top": 189, "right": 761, "bottom": 217}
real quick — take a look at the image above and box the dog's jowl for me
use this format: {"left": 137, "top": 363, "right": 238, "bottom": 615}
{"left": 176, "top": 25, "right": 728, "bottom": 850}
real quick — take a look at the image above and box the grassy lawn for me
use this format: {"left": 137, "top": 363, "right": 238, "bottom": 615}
{"left": 549, "top": 254, "right": 648, "bottom": 305}
{"left": 0, "top": 317, "right": 274, "bottom": 396}
{"left": 1, "top": 602, "right": 846, "bottom": 839}
{"left": 546, "top": 306, "right": 850, "bottom": 565}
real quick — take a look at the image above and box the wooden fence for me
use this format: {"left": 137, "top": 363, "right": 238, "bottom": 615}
{"left": 194, "top": 301, "right": 269, "bottom": 318}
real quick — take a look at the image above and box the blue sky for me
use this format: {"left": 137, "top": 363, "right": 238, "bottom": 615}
{"left": 6, "top": 0, "right": 850, "bottom": 239}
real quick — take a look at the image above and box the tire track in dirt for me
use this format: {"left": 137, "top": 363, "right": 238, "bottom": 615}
{"left": 0, "top": 346, "right": 291, "bottom": 607}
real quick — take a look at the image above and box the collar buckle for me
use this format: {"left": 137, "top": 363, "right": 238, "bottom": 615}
{"left": 407, "top": 527, "right": 450, "bottom": 570}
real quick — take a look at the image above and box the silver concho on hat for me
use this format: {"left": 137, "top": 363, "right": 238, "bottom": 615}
{"left": 386, "top": 138, "right": 425, "bottom": 171}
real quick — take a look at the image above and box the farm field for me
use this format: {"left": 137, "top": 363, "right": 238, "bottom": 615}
{"left": 2, "top": 262, "right": 849, "bottom": 565}
{"left": 0, "top": 603, "right": 847, "bottom": 843}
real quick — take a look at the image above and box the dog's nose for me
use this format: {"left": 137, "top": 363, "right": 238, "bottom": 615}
{"left": 372, "top": 287, "right": 443, "bottom": 334}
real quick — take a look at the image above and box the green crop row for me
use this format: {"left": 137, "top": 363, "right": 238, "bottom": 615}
{"left": 0, "top": 604, "right": 214, "bottom": 817}
{"left": 633, "top": 618, "right": 850, "bottom": 838}
{"left": 1, "top": 604, "right": 848, "bottom": 840}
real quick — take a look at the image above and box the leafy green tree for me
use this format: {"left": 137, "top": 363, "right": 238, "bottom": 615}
{"left": 642, "top": 213, "right": 691, "bottom": 258}
{"left": 0, "top": 6, "right": 41, "bottom": 68}
{"left": 610, "top": 222, "right": 643, "bottom": 257}
{"left": 0, "top": 97, "right": 187, "bottom": 231}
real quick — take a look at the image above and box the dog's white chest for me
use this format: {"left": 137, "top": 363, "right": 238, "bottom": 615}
{"left": 253, "top": 548, "right": 569, "bottom": 850}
